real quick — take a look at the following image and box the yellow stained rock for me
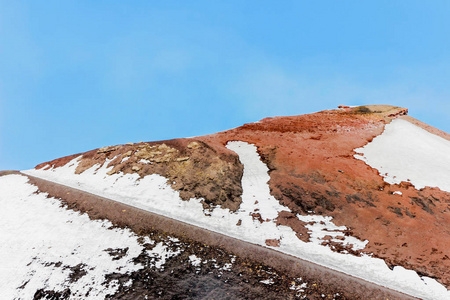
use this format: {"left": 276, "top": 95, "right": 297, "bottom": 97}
{"left": 176, "top": 157, "right": 190, "bottom": 162}
{"left": 187, "top": 141, "right": 200, "bottom": 149}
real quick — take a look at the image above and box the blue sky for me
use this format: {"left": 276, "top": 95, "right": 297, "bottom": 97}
{"left": 1, "top": 1, "right": 449, "bottom": 170}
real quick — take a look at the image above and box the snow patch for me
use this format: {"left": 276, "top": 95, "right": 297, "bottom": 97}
{"left": 297, "top": 215, "right": 368, "bottom": 251}
{"left": 138, "top": 159, "right": 152, "bottom": 164}
{"left": 290, "top": 281, "right": 307, "bottom": 291}
{"left": 188, "top": 255, "right": 202, "bottom": 267}
{"left": 260, "top": 278, "right": 274, "bottom": 285}
{"left": 146, "top": 242, "right": 182, "bottom": 270}
{"left": 354, "top": 119, "right": 450, "bottom": 192}
{"left": 0, "top": 174, "right": 144, "bottom": 299}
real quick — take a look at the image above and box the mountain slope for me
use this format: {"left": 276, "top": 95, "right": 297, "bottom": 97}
{"left": 23, "top": 105, "right": 450, "bottom": 299}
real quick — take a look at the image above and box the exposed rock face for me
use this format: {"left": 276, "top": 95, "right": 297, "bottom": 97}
{"left": 35, "top": 105, "right": 450, "bottom": 287}
{"left": 37, "top": 139, "right": 244, "bottom": 211}
{"left": 198, "top": 105, "right": 450, "bottom": 287}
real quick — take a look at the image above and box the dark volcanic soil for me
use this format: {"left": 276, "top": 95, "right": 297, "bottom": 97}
{"left": 106, "top": 235, "right": 339, "bottom": 300}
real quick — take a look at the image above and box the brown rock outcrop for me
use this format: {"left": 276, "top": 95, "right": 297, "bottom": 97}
{"left": 37, "top": 139, "right": 244, "bottom": 211}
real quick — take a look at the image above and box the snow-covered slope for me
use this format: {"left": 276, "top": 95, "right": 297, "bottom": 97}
{"left": 0, "top": 175, "right": 167, "bottom": 298}
{"left": 354, "top": 118, "right": 450, "bottom": 192}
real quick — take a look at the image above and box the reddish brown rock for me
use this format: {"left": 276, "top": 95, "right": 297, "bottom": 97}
{"left": 265, "top": 239, "right": 281, "bottom": 247}
{"left": 198, "top": 105, "right": 450, "bottom": 287}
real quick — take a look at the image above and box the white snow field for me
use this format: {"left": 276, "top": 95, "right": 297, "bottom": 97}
{"left": 354, "top": 118, "right": 450, "bottom": 192}
{"left": 24, "top": 141, "right": 450, "bottom": 299}
{"left": 0, "top": 174, "right": 181, "bottom": 299}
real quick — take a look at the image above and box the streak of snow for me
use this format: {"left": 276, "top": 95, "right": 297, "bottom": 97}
{"left": 297, "top": 215, "right": 368, "bottom": 251}
{"left": 24, "top": 141, "right": 450, "bottom": 299}
{"left": 354, "top": 119, "right": 450, "bottom": 192}
{"left": 393, "top": 191, "right": 402, "bottom": 196}
{"left": 230, "top": 142, "right": 291, "bottom": 221}
{"left": 260, "top": 278, "right": 274, "bottom": 285}
{"left": 138, "top": 159, "right": 151, "bottom": 164}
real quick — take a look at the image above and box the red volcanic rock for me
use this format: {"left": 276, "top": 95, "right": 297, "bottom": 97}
{"left": 388, "top": 108, "right": 408, "bottom": 117}
{"left": 35, "top": 105, "right": 450, "bottom": 288}
{"left": 265, "top": 238, "right": 281, "bottom": 247}
{"left": 199, "top": 105, "right": 450, "bottom": 287}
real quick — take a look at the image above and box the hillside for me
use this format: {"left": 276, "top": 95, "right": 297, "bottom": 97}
{"left": 2, "top": 105, "right": 449, "bottom": 299}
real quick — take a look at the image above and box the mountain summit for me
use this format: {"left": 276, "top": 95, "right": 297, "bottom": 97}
{"left": 4, "top": 105, "right": 450, "bottom": 299}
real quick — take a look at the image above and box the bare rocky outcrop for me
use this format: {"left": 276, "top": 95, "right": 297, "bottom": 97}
{"left": 36, "top": 139, "right": 244, "bottom": 211}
